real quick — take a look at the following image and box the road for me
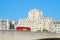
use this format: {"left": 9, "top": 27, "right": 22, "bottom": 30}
{"left": 0, "top": 31, "right": 60, "bottom": 40}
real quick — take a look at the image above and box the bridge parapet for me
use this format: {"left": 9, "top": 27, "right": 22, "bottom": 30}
{"left": 0, "top": 31, "right": 60, "bottom": 40}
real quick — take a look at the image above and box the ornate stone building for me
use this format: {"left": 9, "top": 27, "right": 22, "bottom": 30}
{"left": 16, "top": 9, "right": 59, "bottom": 32}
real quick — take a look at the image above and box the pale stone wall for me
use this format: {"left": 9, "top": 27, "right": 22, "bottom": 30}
{"left": 0, "top": 31, "right": 60, "bottom": 40}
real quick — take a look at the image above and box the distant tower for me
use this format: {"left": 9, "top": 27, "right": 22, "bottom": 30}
{"left": 28, "top": 9, "right": 43, "bottom": 20}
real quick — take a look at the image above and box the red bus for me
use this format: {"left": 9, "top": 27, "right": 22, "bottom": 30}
{"left": 16, "top": 26, "right": 31, "bottom": 31}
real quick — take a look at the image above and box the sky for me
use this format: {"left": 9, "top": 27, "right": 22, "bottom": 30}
{"left": 0, "top": 0, "right": 60, "bottom": 20}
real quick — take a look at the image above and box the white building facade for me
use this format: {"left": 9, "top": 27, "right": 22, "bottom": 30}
{"left": 9, "top": 20, "right": 17, "bottom": 30}
{"left": 16, "top": 9, "right": 60, "bottom": 33}
{"left": 0, "top": 19, "right": 17, "bottom": 30}
{"left": 0, "top": 19, "right": 9, "bottom": 30}
{"left": 53, "top": 20, "right": 60, "bottom": 33}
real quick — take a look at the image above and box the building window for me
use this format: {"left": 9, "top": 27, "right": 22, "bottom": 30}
{"left": 9, "top": 22, "right": 15, "bottom": 30}
{"left": 2, "top": 20, "right": 4, "bottom": 23}
{"left": 55, "top": 25, "right": 57, "bottom": 27}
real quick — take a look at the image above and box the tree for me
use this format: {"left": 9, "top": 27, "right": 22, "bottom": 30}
{"left": 36, "top": 30, "right": 41, "bottom": 32}
{"left": 42, "top": 28, "right": 48, "bottom": 32}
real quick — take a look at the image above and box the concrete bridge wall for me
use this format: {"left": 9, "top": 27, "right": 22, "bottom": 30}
{"left": 0, "top": 31, "right": 60, "bottom": 40}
